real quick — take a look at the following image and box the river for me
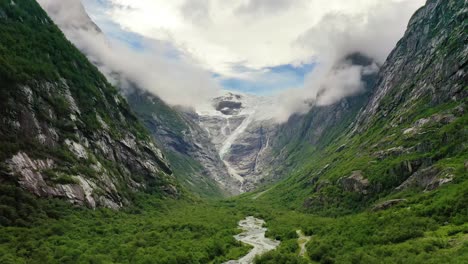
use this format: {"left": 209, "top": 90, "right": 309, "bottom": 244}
{"left": 224, "top": 216, "right": 280, "bottom": 264}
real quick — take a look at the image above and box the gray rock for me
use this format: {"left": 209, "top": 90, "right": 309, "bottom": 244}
{"left": 396, "top": 166, "right": 454, "bottom": 191}
{"left": 353, "top": 0, "right": 467, "bottom": 132}
{"left": 1, "top": 78, "right": 175, "bottom": 208}
{"left": 340, "top": 171, "right": 370, "bottom": 194}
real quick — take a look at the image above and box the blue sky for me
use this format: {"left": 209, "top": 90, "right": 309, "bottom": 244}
{"left": 79, "top": 0, "right": 423, "bottom": 99}
{"left": 81, "top": 0, "right": 316, "bottom": 95}
{"left": 220, "top": 63, "right": 315, "bottom": 95}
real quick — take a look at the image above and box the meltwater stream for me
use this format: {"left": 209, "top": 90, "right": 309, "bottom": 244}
{"left": 224, "top": 216, "right": 280, "bottom": 264}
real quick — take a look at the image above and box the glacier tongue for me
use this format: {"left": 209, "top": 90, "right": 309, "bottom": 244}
{"left": 193, "top": 92, "right": 277, "bottom": 193}
{"left": 219, "top": 112, "right": 255, "bottom": 159}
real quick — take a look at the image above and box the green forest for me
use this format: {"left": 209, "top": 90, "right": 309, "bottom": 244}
{"left": 0, "top": 0, "right": 467, "bottom": 263}
{"left": 1, "top": 179, "right": 467, "bottom": 263}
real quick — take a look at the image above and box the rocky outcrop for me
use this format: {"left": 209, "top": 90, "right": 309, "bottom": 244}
{"left": 1, "top": 80, "right": 177, "bottom": 208}
{"left": 0, "top": 0, "right": 178, "bottom": 208}
{"left": 340, "top": 171, "right": 370, "bottom": 194}
{"left": 396, "top": 166, "right": 454, "bottom": 191}
{"left": 354, "top": 0, "right": 467, "bottom": 131}
{"left": 403, "top": 113, "right": 457, "bottom": 136}
{"left": 6, "top": 152, "right": 121, "bottom": 209}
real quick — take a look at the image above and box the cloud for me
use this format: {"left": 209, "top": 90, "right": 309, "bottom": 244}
{"left": 257, "top": 0, "right": 425, "bottom": 122}
{"left": 38, "top": 0, "right": 220, "bottom": 108}
{"left": 180, "top": 0, "right": 212, "bottom": 26}
{"left": 39, "top": 0, "right": 424, "bottom": 122}
{"left": 235, "top": 0, "right": 302, "bottom": 15}
{"left": 104, "top": 0, "right": 423, "bottom": 77}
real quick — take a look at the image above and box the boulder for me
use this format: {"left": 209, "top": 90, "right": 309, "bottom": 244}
{"left": 340, "top": 171, "right": 370, "bottom": 194}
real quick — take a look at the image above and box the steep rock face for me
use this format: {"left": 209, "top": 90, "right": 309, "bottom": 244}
{"left": 355, "top": 0, "right": 467, "bottom": 130}
{"left": 126, "top": 89, "right": 239, "bottom": 197}
{"left": 192, "top": 93, "right": 278, "bottom": 192}
{"left": 255, "top": 0, "right": 467, "bottom": 213}
{"left": 261, "top": 53, "right": 379, "bottom": 183}
{"left": 37, "top": 0, "right": 235, "bottom": 197}
{"left": 0, "top": 0, "right": 178, "bottom": 208}
{"left": 222, "top": 118, "right": 277, "bottom": 191}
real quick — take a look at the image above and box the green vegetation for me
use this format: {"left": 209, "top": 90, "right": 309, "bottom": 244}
{"left": 0, "top": 0, "right": 467, "bottom": 263}
{"left": 0, "top": 0, "right": 180, "bottom": 203}
{"left": 1, "top": 182, "right": 467, "bottom": 263}
{"left": 0, "top": 0, "right": 153, "bottom": 145}
{"left": 126, "top": 91, "right": 226, "bottom": 199}
{"left": 0, "top": 185, "right": 250, "bottom": 264}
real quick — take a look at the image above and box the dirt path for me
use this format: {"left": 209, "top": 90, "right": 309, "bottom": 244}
{"left": 296, "top": 230, "right": 311, "bottom": 257}
{"left": 224, "top": 216, "right": 280, "bottom": 264}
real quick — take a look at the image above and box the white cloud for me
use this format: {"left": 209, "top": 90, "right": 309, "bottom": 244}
{"left": 255, "top": 0, "right": 425, "bottom": 121}
{"left": 38, "top": 0, "right": 220, "bottom": 108}
{"left": 105, "top": 0, "right": 423, "bottom": 78}
{"left": 39, "top": 0, "right": 425, "bottom": 121}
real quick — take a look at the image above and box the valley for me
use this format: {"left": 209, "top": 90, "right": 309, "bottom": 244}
{"left": 0, "top": 0, "right": 467, "bottom": 263}
{"left": 1, "top": 187, "right": 467, "bottom": 263}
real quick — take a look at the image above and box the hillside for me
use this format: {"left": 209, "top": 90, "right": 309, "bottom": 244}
{"left": 126, "top": 89, "right": 236, "bottom": 198}
{"left": 0, "top": 0, "right": 179, "bottom": 216}
{"left": 253, "top": 0, "right": 467, "bottom": 215}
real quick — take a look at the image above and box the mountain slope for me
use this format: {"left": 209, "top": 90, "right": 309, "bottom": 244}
{"left": 36, "top": 0, "right": 234, "bottom": 198}
{"left": 355, "top": 0, "right": 467, "bottom": 130}
{"left": 0, "top": 0, "right": 179, "bottom": 211}
{"left": 254, "top": 0, "right": 467, "bottom": 216}
{"left": 258, "top": 53, "right": 379, "bottom": 186}
{"left": 126, "top": 89, "right": 238, "bottom": 197}
{"left": 191, "top": 92, "right": 278, "bottom": 192}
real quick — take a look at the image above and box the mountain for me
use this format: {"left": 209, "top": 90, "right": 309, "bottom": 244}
{"left": 0, "top": 0, "right": 467, "bottom": 263}
{"left": 254, "top": 0, "right": 467, "bottom": 214}
{"left": 125, "top": 89, "right": 239, "bottom": 197}
{"left": 190, "top": 92, "right": 278, "bottom": 192}
{"left": 0, "top": 0, "right": 179, "bottom": 210}
{"left": 179, "top": 53, "right": 379, "bottom": 194}
{"left": 129, "top": 89, "right": 279, "bottom": 195}
{"left": 36, "top": 0, "right": 240, "bottom": 198}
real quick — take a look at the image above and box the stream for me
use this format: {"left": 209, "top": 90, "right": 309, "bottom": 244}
{"left": 296, "top": 230, "right": 311, "bottom": 257}
{"left": 224, "top": 216, "right": 280, "bottom": 264}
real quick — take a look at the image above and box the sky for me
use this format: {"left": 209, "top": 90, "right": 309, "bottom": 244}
{"left": 39, "top": 0, "right": 425, "bottom": 121}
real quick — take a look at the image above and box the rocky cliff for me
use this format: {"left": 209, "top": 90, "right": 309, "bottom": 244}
{"left": 254, "top": 0, "right": 467, "bottom": 213}
{"left": 36, "top": 0, "right": 240, "bottom": 197}
{"left": 355, "top": 0, "right": 467, "bottom": 130}
{"left": 125, "top": 89, "right": 240, "bottom": 197}
{"left": 0, "top": 0, "right": 179, "bottom": 208}
{"left": 188, "top": 92, "right": 279, "bottom": 192}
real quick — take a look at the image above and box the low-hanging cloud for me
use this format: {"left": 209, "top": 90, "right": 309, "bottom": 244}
{"left": 38, "top": 0, "right": 220, "bottom": 108}
{"left": 257, "top": 0, "right": 425, "bottom": 122}
{"left": 38, "top": 0, "right": 424, "bottom": 122}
